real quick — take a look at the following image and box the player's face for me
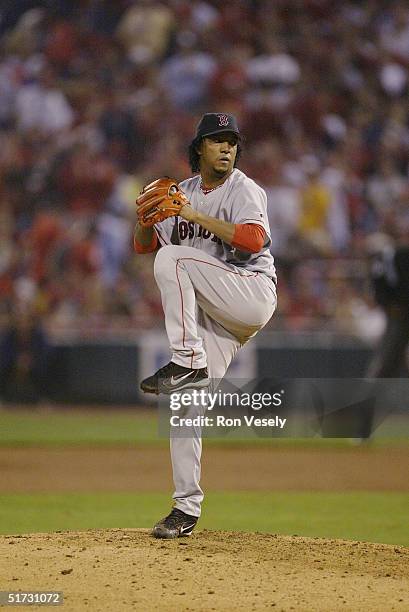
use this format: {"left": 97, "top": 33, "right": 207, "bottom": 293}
{"left": 199, "top": 133, "right": 238, "bottom": 178}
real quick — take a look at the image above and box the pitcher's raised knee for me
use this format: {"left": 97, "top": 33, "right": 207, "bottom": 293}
{"left": 154, "top": 245, "right": 180, "bottom": 282}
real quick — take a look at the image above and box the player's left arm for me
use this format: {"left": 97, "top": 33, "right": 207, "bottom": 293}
{"left": 179, "top": 206, "right": 265, "bottom": 254}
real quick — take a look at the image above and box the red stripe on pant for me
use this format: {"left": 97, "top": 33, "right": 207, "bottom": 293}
{"left": 175, "top": 259, "right": 195, "bottom": 369}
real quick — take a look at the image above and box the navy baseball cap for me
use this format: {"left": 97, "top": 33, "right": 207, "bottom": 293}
{"left": 194, "top": 113, "right": 240, "bottom": 140}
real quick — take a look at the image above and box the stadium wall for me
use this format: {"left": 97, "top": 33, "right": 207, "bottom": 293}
{"left": 42, "top": 332, "right": 372, "bottom": 404}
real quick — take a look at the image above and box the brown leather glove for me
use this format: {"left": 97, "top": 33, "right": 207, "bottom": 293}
{"left": 136, "top": 177, "right": 189, "bottom": 227}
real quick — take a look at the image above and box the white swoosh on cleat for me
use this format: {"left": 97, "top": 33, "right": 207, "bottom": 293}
{"left": 180, "top": 523, "right": 196, "bottom": 534}
{"left": 169, "top": 372, "right": 193, "bottom": 386}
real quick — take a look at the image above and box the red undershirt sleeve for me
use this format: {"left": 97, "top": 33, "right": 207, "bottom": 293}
{"left": 133, "top": 231, "right": 158, "bottom": 254}
{"left": 231, "top": 223, "right": 266, "bottom": 253}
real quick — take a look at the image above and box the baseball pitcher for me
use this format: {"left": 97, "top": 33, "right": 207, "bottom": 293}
{"left": 134, "top": 113, "right": 277, "bottom": 538}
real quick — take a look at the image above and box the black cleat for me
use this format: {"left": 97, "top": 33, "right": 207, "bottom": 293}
{"left": 140, "top": 361, "right": 209, "bottom": 395}
{"left": 152, "top": 508, "right": 198, "bottom": 539}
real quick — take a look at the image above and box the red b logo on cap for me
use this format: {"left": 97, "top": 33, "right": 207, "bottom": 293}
{"left": 218, "top": 114, "right": 229, "bottom": 127}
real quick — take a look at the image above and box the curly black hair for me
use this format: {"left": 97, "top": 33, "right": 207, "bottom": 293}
{"left": 188, "top": 137, "right": 243, "bottom": 173}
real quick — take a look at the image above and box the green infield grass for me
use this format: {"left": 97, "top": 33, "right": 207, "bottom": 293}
{"left": 0, "top": 491, "right": 408, "bottom": 546}
{"left": 0, "top": 409, "right": 408, "bottom": 447}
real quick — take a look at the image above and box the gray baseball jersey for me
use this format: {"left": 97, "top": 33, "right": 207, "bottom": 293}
{"left": 154, "top": 168, "right": 277, "bottom": 281}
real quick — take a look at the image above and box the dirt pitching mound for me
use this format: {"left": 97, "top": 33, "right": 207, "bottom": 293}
{"left": 1, "top": 530, "right": 408, "bottom": 611}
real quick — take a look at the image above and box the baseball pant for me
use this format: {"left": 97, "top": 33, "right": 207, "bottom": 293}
{"left": 154, "top": 245, "right": 277, "bottom": 516}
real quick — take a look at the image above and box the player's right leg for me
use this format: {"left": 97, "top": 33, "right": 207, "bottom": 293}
{"left": 166, "top": 312, "right": 241, "bottom": 531}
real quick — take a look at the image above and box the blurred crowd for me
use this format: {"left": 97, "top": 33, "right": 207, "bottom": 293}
{"left": 1, "top": 0, "right": 409, "bottom": 341}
